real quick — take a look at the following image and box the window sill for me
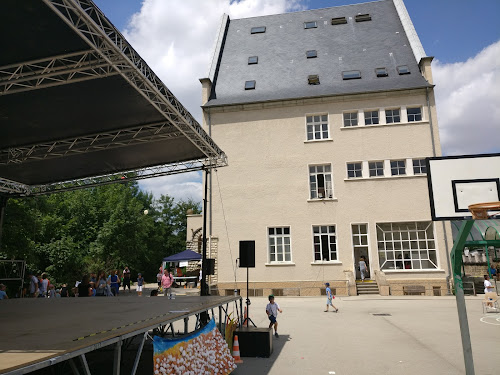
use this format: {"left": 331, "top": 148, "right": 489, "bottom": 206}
{"left": 265, "top": 262, "right": 295, "bottom": 267}
{"left": 311, "top": 261, "right": 342, "bottom": 265}
{"left": 340, "top": 121, "right": 428, "bottom": 130}
{"left": 304, "top": 138, "right": 333, "bottom": 144}
{"left": 382, "top": 269, "right": 445, "bottom": 273}
{"left": 307, "top": 197, "right": 338, "bottom": 202}
{"left": 344, "top": 175, "right": 426, "bottom": 181}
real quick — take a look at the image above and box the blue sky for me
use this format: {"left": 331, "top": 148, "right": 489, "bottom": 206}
{"left": 92, "top": 0, "right": 500, "bottom": 202}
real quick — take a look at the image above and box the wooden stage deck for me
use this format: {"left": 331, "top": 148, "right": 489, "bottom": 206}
{"left": 0, "top": 295, "right": 240, "bottom": 374}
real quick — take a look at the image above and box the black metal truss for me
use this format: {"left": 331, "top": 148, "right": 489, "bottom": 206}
{"left": 41, "top": 0, "right": 225, "bottom": 163}
{"left": 0, "top": 49, "right": 125, "bottom": 95}
{"left": 1, "top": 121, "right": 184, "bottom": 165}
{"left": 0, "top": 156, "right": 225, "bottom": 196}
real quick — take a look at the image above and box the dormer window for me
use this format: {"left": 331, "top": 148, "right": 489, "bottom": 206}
{"left": 250, "top": 26, "right": 266, "bottom": 34}
{"left": 248, "top": 56, "right": 258, "bottom": 65}
{"left": 397, "top": 65, "right": 411, "bottom": 75}
{"left": 331, "top": 17, "right": 347, "bottom": 25}
{"left": 304, "top": 21, "right": 317, "bottom": 29}
{"left": 245, "top": 80, "right": 256, "bottom": 90}
{"left": 308, "top": 75, "right": 320, "bottom": 85}
{"left": 306, "top": 50, "right": 317, "bottom": 59}
{"left": 355, "top": 14, "right": 371, "bottom": 22}
{"left": 342, "top": 70, "right": 361, "bottom": 80}
{"left": 375, "top": 67, "right": 388, "bottom": 77}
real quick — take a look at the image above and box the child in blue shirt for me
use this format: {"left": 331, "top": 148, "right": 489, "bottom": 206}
{"left": 324, "top": 282, "right": 338, "bottom": 312}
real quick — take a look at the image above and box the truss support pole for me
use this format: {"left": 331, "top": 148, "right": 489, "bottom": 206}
{"left": 184, "top": 317, "right": 189, "bottom": 334}
{"left": 218, "top": 305, "right": 222, "bottom": 333}
{"left": 0, "top": 196, "right": 8, "bottom": 249}
{"left": 451, "top": 220, "right": 475, "bottom": 375}
{"left": 113, "top": 339, "right": 122, "bottom": 375}
{"left": 79, "top": 354, "right": 91, "bottom": 375}
{"left": 69, "top": 358, "right": 81, "bottom": 375}
{"left": 131, "top": 332, "right": 147, "bottom": 375}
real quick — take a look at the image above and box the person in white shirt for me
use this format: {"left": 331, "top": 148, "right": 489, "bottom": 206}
{"left": 266, "top": 295, "right": 283, "bottom": 338}
{"left": 484, "top": 274, "right": 495, "bottom": 294}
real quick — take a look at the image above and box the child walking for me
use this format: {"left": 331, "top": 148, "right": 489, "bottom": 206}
{"left": 266, "top": 294, "right": 283, "bottom": 338}
{"left": 324, "top": 282, "right": 338, "bottom": 312}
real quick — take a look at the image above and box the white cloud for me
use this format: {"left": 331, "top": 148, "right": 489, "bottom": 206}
{"left": 433, "top": 40, "right": 500, "bottom": 155}
{"left": 125, "top": 0, "right": 304, "bottom": 201}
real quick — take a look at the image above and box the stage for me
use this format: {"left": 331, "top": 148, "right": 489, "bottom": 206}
{"left": 0, "top": 295, "right": 241, "bottom": 374}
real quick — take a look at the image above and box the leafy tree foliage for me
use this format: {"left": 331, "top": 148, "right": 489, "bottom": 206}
{"left": 0, "top": 182, "right": 201, "bottom": 284}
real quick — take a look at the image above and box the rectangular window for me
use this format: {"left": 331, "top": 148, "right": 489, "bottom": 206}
{"left": 364, "top": 110, "right": 379, "bottom": 125}
{"left": 313, "top": 225, "right": 337, "bottom": 261}
{"left": 347, "top": 162, "right": 362, "bottom": 178}
{"left": 331, "top": 17, "right": 347, "bottom": 25}
{"left": 407, "top": 107, "right": 422, "bottom": 122}
{"left": 397, "top": 65, "right": 410, "bottom": 75}
{"left": 308, "top": 75, "right": 320, "bottom": 85}
{"left": 248, "top": 56, "right": 258, "bottom": 65}
{"left": 413, "top": 159, "right": 427, "bottom": 174}
{"left": 375, "top": 67, "right": 388, "bottom": 77}
{"left": 306, "top": 114, "right": 329, "bottom": 141}
{"left": 343, "top": 112, "right": 358, "bottom": 127}
{"left": 306, "top": 50, "right": 317, "bottom": 58}
{"left": 244, "top": 80, "right": 256, "bottom": 90}
{"left": 385, "top": 108, "right": 401, "bottom": 123}
{"left": 251, "top": 26, "right": 266, "bottom": 34}
{"left": 377, "top": 222, "right": 437, "bottom": 270}
{"left": 342, "top": 70, "right": 361, "bottom": 80}
{"left": 309, "top": 165, "right": 333, "bottom": 199}
{"left": 268, "top": 227, "right": 292, "bottom": 263}
{"left": 369, "top": 161, "right": 384, "bottom": 177}
{"left": 355, "top": 14, "right": 372, "bottom": 22}
{"left": 390, "top": 160, "right": 406, "bottom": 176}
{"left": 304, "top": 21, "right": 317, "bottom": 29}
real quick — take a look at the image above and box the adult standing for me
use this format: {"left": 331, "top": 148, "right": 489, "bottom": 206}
{"left": 156, "top": 268, "right": 163, "bottom": 290}
{"left": 110, "top": 270, "right": 120, "bottom": 296}
{"left": 39, "top": 273, "right": 49, "bottom": 298}
{"left": 123, "top": 266, "right": 131, "bottom": 292}
{"left": 29, "top": 272, "right": 39, "bottom": 298}
{"left": 359, "top": 256, "right": 368, "bottom": 282}
{"left": 161, "top": 269, "right": 173, "bottom": 298}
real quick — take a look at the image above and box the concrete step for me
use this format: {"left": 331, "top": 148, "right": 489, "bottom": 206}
{"left": 356, "top": 283, "right": 380, "bottom": 295}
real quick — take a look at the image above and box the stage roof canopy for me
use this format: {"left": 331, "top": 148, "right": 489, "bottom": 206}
{"left": 163, "top": 249, "right": 203, "bottom": 262}
{"left": 0, "top": 0, "right": 226, "bottom": 197}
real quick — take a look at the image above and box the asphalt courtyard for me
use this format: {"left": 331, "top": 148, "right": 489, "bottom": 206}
{"left": 229, "top": 295, "right": 499, "bottom": 375}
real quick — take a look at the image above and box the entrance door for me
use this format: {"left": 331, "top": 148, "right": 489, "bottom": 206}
{"left": 352, "top": 224, "right": 370, "bottom": 280}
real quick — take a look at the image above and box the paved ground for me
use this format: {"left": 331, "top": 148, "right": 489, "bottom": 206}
{"left": 230, "top": 295, "right": 499, "bottom": 375}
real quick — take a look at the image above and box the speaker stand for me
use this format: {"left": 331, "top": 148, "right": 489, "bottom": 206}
{"left": 243, "top": 267, "right": 256, "bottom": 327}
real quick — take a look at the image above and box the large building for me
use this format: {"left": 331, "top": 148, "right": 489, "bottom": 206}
{"left": 191, "top": 0, "right": 453, "bottom": 296}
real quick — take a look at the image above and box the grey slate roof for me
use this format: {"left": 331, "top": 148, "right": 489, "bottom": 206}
{"left": 204, "top": 0, "right": 431, "bottom": 107}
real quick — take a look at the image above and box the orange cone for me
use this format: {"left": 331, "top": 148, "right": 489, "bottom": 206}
{"left": 243, "top": 306, "right": 248, "bottom": 327}
{"left": 232, "top": 335, "right": 243, "bottom": 363}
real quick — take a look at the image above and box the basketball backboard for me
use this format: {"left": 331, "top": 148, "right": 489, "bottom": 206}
{"left": 426, "top": 153, "right": 500, "bottom": 221}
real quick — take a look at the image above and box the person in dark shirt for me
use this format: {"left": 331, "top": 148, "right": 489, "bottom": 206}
{"left": 78, "top": 275, "right": 91, "bottom": 297}
{"left": 60, "top": 284, "right": 69, "bottom": 297}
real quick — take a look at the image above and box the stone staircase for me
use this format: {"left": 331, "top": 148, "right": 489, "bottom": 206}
{"left": 356, "top": 280, "right": 379, "bottom": 295}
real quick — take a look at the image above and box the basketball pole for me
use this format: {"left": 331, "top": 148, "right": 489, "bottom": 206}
{"left": 450, "top": 220, "right": 475, "bottom": 375}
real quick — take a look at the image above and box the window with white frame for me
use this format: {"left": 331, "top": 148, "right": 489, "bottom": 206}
{"left": 306, "top": 114, "right": 329, "bottom": 140}
{"left": 390, "top": 160, "right": 406, "bottom": 176}
{"left": 347, "top": 162, "right": 362, "bottom": 178}
{"left": 412, "top": 159, "right": 427, "bottom": 174}
{"left": 364, "top": 110, "right": 379, "bottom": 125}
{"left": 385, "top": 108, "right": 401, "bottom": 124}
{"left": 377, "top": 222, "right": 437, "bottom": 270}
{"left": 369, "top": 161, "right": 384, "bottom": 177}
{"left": 268, "top": 227, "right": 292, "bottom": 262}
{"left": 407, "top": 107, "right": 422, "bottom": 122}
{"left": 309, "top": 165, "right": 333, "bottom": 199}
{"left": 343, "top": 112, "right": 358, "bottom": 127}
{"left": 313, "top": 225, "right": 337, "bottom": 261}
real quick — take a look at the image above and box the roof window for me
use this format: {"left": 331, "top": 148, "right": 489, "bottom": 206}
{"left": 375, "top": 67, "right": 388, "bottom": 77}
{"left": 331, "top": 17, "right": 347, "bottom": 25}
{"left": 355, "top": 14, "right": 372, "bottom": 22}
{"left": 342, "top": 70, "right": 361, "bottom": 80}
{"left": 248, "top": 56, "right": 258, "bottom": 65}
{"left": 397, "top": 65, "right": 411, "bottom": 75}
{"left": 306, "top": 50, "right": 317, "bottom": 59}
{"left": 308, "top": 75, "right": 320, "bottom": 85}
{"left": 250, "top": 26, "right": 266, "bottom": 34}
{"left": 245, "top": 80, "right": 256, "bottom": 90}
{"left": 304, "top": 21, "right": 317, "bottom": 29}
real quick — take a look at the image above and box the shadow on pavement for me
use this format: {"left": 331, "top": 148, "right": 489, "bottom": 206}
{"left": 232, "top": 334, "right": 291, "bottom": 375}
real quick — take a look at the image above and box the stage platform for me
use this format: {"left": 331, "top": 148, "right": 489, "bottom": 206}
{"left": 0, "top": 295, "right": 241, "bottom": 374}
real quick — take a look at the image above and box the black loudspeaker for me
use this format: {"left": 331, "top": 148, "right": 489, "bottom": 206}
{"left": 204, "top": 259, "right": 215, "bottom": 275}
{"left": 234, "top": 327, "right": 273, "bottom": 357}
{"left": 239, "top": 241, "right": 255, "bottom": 268}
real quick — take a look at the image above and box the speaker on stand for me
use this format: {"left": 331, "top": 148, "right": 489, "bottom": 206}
{"left": 239, "top": 241, "right": 256, "bottom": 327}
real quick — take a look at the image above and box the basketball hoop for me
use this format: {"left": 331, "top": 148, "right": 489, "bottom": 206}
{"left": 468, "top": 201, "right": 500, "bottom": 220}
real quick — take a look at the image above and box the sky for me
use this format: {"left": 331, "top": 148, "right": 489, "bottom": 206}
{"left": 93, "top": 0, "right": 500, "bottom": 202}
